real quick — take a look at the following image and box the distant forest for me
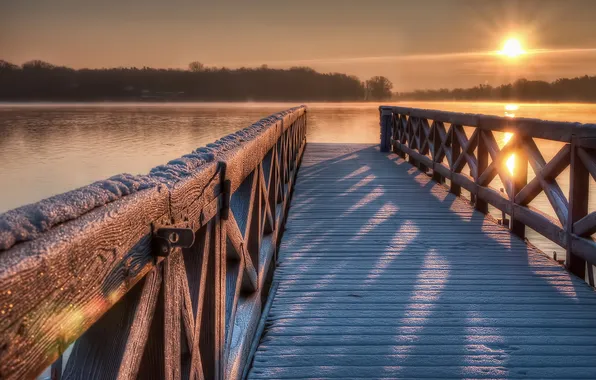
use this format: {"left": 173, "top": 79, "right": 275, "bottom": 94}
{"left": 2, "top": 59, "right": 594, "bottom": 103}
{"left": 0, "top": 60, "right": 393, "bottom": 101}
{"left": 396, "top": 76, "right": 596, "bottom": 102}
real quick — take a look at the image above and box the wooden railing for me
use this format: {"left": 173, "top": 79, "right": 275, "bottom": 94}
{"left": 0, "top": 106, "right": 307, "bottom": 380}
{"left": 380, "top": 105, "right": 596, "bottom": 285}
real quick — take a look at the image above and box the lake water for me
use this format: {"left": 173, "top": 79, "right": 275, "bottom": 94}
{"left": 1, "top": 101, "right": 596, "bottom": 258}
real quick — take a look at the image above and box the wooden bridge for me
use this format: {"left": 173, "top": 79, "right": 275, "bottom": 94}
{"left": 1, "top": 106, "right": 596, "bottom": 379}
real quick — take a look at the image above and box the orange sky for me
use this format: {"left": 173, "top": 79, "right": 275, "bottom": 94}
{"left": 2, "top": 0, "right": 596, "bottom": 91}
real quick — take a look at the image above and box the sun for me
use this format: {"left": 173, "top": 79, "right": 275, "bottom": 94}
{"left": 499, "top": 38, "right": 525, "bottom": 58}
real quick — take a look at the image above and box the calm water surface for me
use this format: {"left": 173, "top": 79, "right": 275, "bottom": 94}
{"left": 1, "top": 101, "right": 596, "bottom": 256}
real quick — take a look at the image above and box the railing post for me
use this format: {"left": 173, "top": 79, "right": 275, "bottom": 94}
{"left": 567, "top": 136, "right": 588, "bottom": 279}
{"left": 380, "top": 108, "right": 392, "bottom": 152}
{"left": 432, "top": 123, "right": 444, "bottom": 184}
{"left": 511, "top": 143, "right": 528, "bottom": 239}
{"left": 449, "top": 125, "right": 461, "bottom": 196}
{"left": 396, "top": 115, "right": 406, "bottom": 159}
{"left": 408, "top": 117, "right": 418, "bottom": 167}
{"left": 475, "top": 130, "right": 489, "bottom": 213}
{"left": 417, "top": 119, "right": 429, "bottom": 173}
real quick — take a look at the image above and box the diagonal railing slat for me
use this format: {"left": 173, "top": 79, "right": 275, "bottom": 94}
{"left": 380, "top": 105, "right": 596, "bottom": 286}
{"left": 0, "top": 106, "right": 307, "bottom": 380}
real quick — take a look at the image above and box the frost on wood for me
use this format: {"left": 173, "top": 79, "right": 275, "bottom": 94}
{"left": 0, "top": 106, "right": 305, "bottom": 251}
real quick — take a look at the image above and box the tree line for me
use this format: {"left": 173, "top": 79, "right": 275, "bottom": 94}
{"left": 396, "top": 76, "right": 596, "bottom": 102}
{"left": 0, "top": 60, "right": 393, "bottom": 101}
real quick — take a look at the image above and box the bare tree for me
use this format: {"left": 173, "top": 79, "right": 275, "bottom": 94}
{"left": 188, "top": 61, "right": 205, "bottom": 72}
{"left": 365, "top": 76, "right": 393, "bottom": 100}
{"left": 22, "top": 60, "right": 56, "bottom": 70}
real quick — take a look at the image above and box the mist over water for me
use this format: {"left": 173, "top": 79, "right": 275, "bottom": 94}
{"left": 1, "top": 101, "right": 596, "bottom": 255}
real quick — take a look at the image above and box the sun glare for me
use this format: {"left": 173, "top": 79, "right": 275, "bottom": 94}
{"left": 503, "top": 132, "right": 515, "bottom": 175}
{"left": 499, "top": 38, "right": 525, "bottom": 58}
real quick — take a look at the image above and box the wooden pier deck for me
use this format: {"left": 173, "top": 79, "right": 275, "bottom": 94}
{"left": 248, "top": 143, "right": 596, "bottom": 379}
{"left": 3, "top": 106, "right": 596, "bottom": 380}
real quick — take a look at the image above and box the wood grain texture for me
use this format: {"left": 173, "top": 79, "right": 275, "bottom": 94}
{"left": 381, "top": 106, "right": 596, "bottom": 142}
{"left": 574, "top": 212, "right": 596, "bottom": 238}
{"left": 475, "top": 130, "right": 489, "bottom": 213}
{"left": 117, "top": 267, "right": 163, "bottom": 380}
{"left": 164, "top": 250, "right": 182, "bottom": 380}
{"left": 388, "top": 108, "right": 594, "bottom": 275}
{"left": 248, "top": 143, "right": 596, "bottom": 380}
{"left": 224, "top": 117, "right": 306, "bottom": 380}
{"left": 0, "top": 186, "right": 169, "bottom": 380}
{"left": 61, "top": 273, "right": 147, "bottom": 380}
{"left": 0, "top": 107, "right": 306, "bottom": 380}
{"left": 568, "top": 138, "right": 590, "bottom": 277}
{"left": 168, "top": 162, "right": 222, "bottom": 228}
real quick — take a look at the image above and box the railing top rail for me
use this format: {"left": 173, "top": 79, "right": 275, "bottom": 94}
{"left": 380, "top": 104, "right": 596, "bottom": 287}
{"left": 380, "top": 105, "right": 596, "bottom": 143}
{"left": 0, "top": 105, "right": 306, "bottom": 252}
{"left": 0, "top": 105, "right": 307, "bottom": 380}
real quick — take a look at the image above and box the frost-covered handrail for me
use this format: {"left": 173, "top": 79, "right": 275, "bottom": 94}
{"left": 380, "top": 105, "right": 596, "bottom": 285}
{"left": 0, "top": 106, "right": 303, "bottom": 251}
{"left": 0, "top": 106, "right": 307, "bottom": 380}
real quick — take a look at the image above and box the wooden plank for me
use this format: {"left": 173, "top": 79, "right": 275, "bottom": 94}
{"left": 543, "top": 144, "right": 571, "bottom": 181}
{"left": 0, "top": 107, "right": 307, "bottom": 380}
{"left": 220, "top": 119, "right": 282, "bottom": 195}
{"left": 454, "top": 128, "right": 478, "bottom": 176}
{"left": 574, "top": 211, "right": 596, "bottom": 237}
{"left": 250, "top": 142, "right": 596, "bottom": 380}
{"left": 577, "top": 146, "right": 596, "bottom": 182}
{"left": 514, "top": 143, "right": 570, "bottom": 206}
{"left": 570, "top": 234, "right": 596, "bottom": 266}
{"left": 226, "top": 211, "right": 258, "bottom": 294}
{"left": 164, "top": 251, "right": 182, "bottom": 380}
{"left": 179, "top": 258, "right": 196, "bottom": 353}
{"left": 451, "top": 171, "right": 476, "bottom": 194}
{"left": 477, "top": 186, "right": 511, "bottom": 214}
{"left": 245, "top": 167, "right": 261, "bottom": 273}
{"left": 381, "top": 106, "right": 596, "bottom": 142}
{"left": 431, "top": 121, "right": 445, "bottom": 183}
{"left": 61, "top": 271, "right": 150, "bottom": 380}
{"left": 203, "top": 216, "right": 221, "bottom": 380}
{"left": 189, "top": 221, "right": 212, "bottom": 380}
{"left": 117, "top": 267, "right": 163, "bottom": 380}
{"left": 575, "top": 137, "right": 596, "bottom": 149}
{"left": 541, "top": 180, "right": 569, "bottom": 226}
{"left": 511, "top": 144, "right": 529, "bottom": 239}
{"left": 477, "top": 131, "right": 516, "bottom": 197}
{"left": 379, "top": 109, "right": 392, "bottom": 152}
{"left": 568, "top": 137, "right": 590, "bottom": 278}
{"left": 449, "top": 125, "right": 461, "bottom": 195}
{"left": 475, "top": 130, "right": 489, "bottom": 213}
{"left": 399, "top": 144, "right": 433, "bottom": 169}
{"left": 168, "top": 162, "right": 222, "bottom": 227}
{"left": 432, "top": 162, "right": 452, "bottom": 181}
{"left": 225, "top": 118, "right": 306, "bottom": 380}
{"left": 261, "top": 161, "right": 275, "bottom": 235}
{"left": 417, "top": 118, "right": 431, "bottom": 172}
{"left": 520, "top": 138, "right": 569, "bottom": 226}
{"left": 0, "top": 187, "right": 169, "bottom": 380}
{"left": 514, "top": 204, "right": 566, "bottom": 247}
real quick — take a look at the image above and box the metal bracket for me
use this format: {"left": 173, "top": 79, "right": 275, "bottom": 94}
{"left": 152, "top": 227, "right": 195, "bottom": 257}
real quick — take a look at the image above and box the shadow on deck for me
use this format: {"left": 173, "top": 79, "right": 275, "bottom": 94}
{"left": 248, "top": 143, "right": 596, "bottom": 379}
